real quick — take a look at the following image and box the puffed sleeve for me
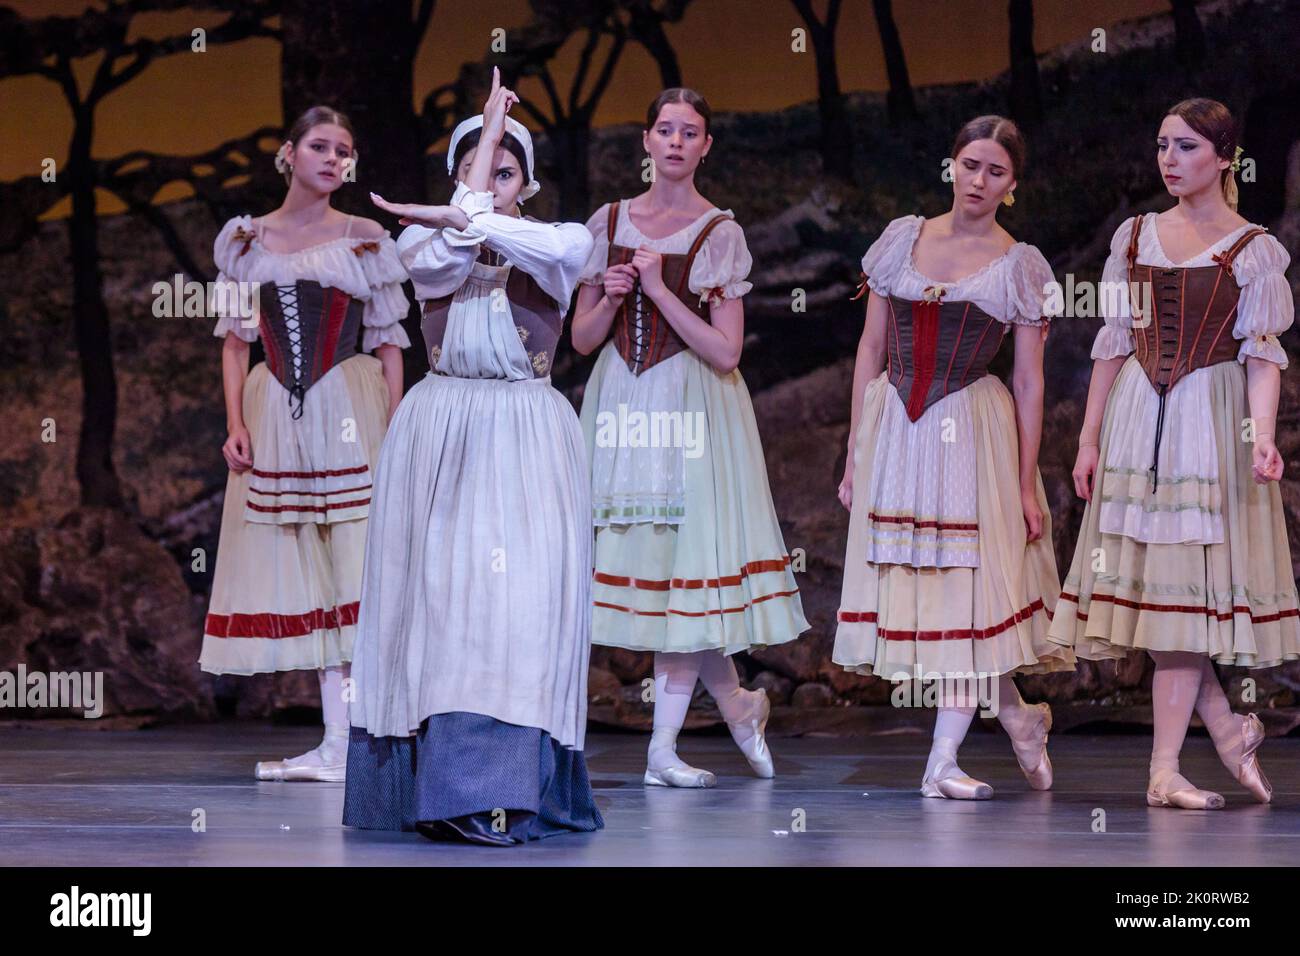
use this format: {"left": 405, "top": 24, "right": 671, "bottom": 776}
{"left": 395, "top": 216, "right": 479, "bottom": 302}
{"left": 353, "top": 235, "right": 412, "bottom": 351}
{"left": 578, "top": 204, "right": 611, "bottom": 286}
{"left": 1231, "top": 233, "right": 1293, "bottom": 369}
{"left": 450, "top": 182, "right": 593, "bottom": 304}
{"left": 859, "top": 215, "right": 920, "bottom": 298}
{"left": 209, "top": 215, "right": 260, "bottom": 342}
{"left": 1090, "top": 217, "right": 1137, "bottom": 360}
{"left": 1004, "top": 244, "right": 1059, "bottom": 326}
{"left": 688, "top": 217, "right": 753, "bottom": 306}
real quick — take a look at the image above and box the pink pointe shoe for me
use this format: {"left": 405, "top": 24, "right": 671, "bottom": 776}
{"left": 1146, "top": 768, "right": 1225, "bottom": 810}
{"left": 920, "top": 739, "right": 993, "bottom": 800}
{"left": 1009, "top": 702, "right": 1053, "bottom": 791}
{"left": 1218, "top": 713, "right": 1272, "bottom": 804}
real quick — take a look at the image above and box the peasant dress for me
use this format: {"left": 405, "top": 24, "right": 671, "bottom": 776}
{"left": 577, "top": 200, "right": 810, "bottom": 655}
{"left": 1048, "top": 213, "right": 1300, "bottom": 666}
{"left": 344, "top": 183, "right": 603, "bottom": 842}
{"left": 200, "top": 214, "right": 410, "bottom": 675}
{"left": 833, "top": 214, "right": 1077, "bottom": 680}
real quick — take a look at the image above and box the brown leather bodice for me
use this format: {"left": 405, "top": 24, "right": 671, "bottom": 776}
{"left": 605, "top": 200, "right": 734, "bottom": 375}
{"left": 1127, "top": 215, "right": 1265, "bottom": 392}
{"left": 419, "top": 245, "right": 563, "bottom": 378}
{"left": 882, "top": 293, "right": 1007, "bottom": 421}
{"left": 258, "top": 280, "right": 363, "bottom": 419}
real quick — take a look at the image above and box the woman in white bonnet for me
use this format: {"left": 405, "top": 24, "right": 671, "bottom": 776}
{"left": 343, "top": 69, "right": 603, "bottom": 846}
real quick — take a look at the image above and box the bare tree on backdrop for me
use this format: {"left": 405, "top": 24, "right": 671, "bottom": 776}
{"left": 1169, "top": 0, "right": 1207, "bottom": 69}
{"left": 1008, "top": 0, "right": 1043, "bottom": 127}
{"left": 789, "top": 0, "right": 853, "bottom": 181}
{"left": 871, "top": 0, "right": 917, "bottom": 126}
{"left": 0, "top": 0, "right": 280, "bottom": 509}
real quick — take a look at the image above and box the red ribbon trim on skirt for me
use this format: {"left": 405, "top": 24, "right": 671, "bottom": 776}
{"left": 205, "top": 601, "right": 360, "bottom": 639}
{"left": 250, "top": 465, "right": 370, "bottom": 479}
{"left": 836, "top": 597, "right": 1048, "bottom": 641}
{"left": 595, "top": 587, "right": 802, "bottom": 618}
{"left": 867, "top": 511, "right": 979, "bottom": 532}
{"left": 246, "top": 498, "right": 371, "bottom": 514}
{"left": 593, "top": 556, "right": 793, "bottom": 592}
{"left": 1059, "top": 590, "right": 1300, "bottom": 625}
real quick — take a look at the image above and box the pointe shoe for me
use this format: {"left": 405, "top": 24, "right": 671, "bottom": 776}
{"left": 1010, "top": 702, "right": 1053, "bottom": 791}
{"left": 920, "top": 774, "right": 994, "bottom": 800}
{"left": 1146, "top": 768, "right": 1224, "bottom": 810}
{"left": 255, "top": 732, "right": 347, "bottom": 782}
{"left": 920, "top": 738, "right": 993, "bottom": 800}
{"left": 255, "top": 758, "right": 346, "bottom": 782}
{"left": 1226, "top": 713, "right": 1272, "bottom": 804}
{"left": 727, "top": 688, "right": 774, "bottom": 778}
{"left": 644, "top": 764, "right": 717, "bottom": 788}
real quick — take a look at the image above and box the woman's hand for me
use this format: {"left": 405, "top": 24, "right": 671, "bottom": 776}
{"left": 1021, "top": 486, "right": 1043, "bottom": 542}
{"left": 1253, "top": 435, "right": 1284, "bottom": 483}
{"left": 480, "top": 66, "right": 519, "bottom": 147}
{"left": 602, "top": 263, "right": 637, "bottom": 304}
{"left": 1072, "top": 442, "right": 1099, "bottom": 501}
{"left": 223, "top": 424, "right": 253, "bottom": 473}
{"left": 630, "top": 247, "right": 666, "bottom": 298}
{"left": 370, "top": 193, "right": 469, "bottom": 230}
{"left": 837, "top": 455, "right": 854, "bottom": 512}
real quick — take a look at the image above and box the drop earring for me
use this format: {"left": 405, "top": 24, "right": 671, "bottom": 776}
{"left": 1002, "top": 190, "right": 1015, "bottom": 207}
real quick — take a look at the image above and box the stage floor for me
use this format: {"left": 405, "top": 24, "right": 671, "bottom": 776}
{"left": 1, "top": 724, "right": 1295, "bottom": 866}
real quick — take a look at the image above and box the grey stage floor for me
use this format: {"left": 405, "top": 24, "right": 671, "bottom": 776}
{"left": 0, "top": 724, "right": 1296, "bottom": 866}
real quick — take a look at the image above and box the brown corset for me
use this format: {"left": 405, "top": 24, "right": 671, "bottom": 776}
{"left": 605, "top": 200, "right": 734, "bottom": 375}
{"left": 420, "top": 245, "right": 563, "bottom": 378}
{"left": 258, "top": 280, "right": 363, "bottom": 420}
{"left": 882, "top": 293, "right": 1007, "bottom": 421}
{"left": 1127, "top": 215, "right": 1265, "bottom": 392}
{"left": 1124, "top": 216, "right": 1266, "bottom": 490}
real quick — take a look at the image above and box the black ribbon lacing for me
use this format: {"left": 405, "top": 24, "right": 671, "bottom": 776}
{"left": 1147, "top": 382, "right": 1168, "bottom": 493}
{"left": 288, "top": 382, "right": 306, "bottom": 420}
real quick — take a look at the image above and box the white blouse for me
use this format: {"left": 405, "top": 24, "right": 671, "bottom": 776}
{"left": 578, "top": 201, "right": 754, "bottom": 305}
{"left": 397, "top": 182, "right": 593, "bottom": 306}
{"left": 1090, "top": 212, "right": 1293, "bottom": 368}
{"left": 209, "top": 215, "right": 411, "bottom": 353}
{"left": 860, "top": 214, "right": 1056, "bottom": 326}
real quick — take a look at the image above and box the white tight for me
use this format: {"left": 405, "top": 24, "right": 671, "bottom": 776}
{"left": 649, "top": 650, "right": 754, "bottom": 770}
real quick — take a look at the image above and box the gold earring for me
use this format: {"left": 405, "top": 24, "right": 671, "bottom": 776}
{"left": 1002, "top": 191, "right": 1015, "bottom": 207}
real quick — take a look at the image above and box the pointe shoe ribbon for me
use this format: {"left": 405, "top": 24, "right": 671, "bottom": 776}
{"left": 1010, "top": 702, "right": 1054, "bottom": 791}
{"left": 726, "top": 688, "right": 774, "bottom": 779}
{"left": 1146, "top": 768, "right": 1224, "bottom": 810}
{"left": 643, "top": 765, "right": 717, "bottom": 788}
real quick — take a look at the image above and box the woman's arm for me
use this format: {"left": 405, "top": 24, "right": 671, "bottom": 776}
{"left": 374, "top": 343, "right": 404, "bottom": 420}
{"left": 1011, "top": 322, "right": 1052, "bottom": 541}
{"left": 837, "top": 291, "right": 889, "bottom": 510}
{"left": 220, "top": 333, "right": 253, "bottom": 472}
{"left": 572, "top": 277, "right": 631, "bottom": 355}
{"left": 1071, "top": 355, "right": 1127, "bottom": 500}
{"left": 1245, "top": 357, "right": 1284, "bottom": 482}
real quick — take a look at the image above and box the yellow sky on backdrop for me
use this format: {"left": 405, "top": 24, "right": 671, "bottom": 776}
{"left": 2, "top": 0, "right": 1167, "bottom": 209}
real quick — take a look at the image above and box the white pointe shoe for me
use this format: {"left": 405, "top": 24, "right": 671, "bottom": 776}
{"left": 644, "top": 764, "right": 717, "bottom": 788}
{"left": 727, "top": 688, "right": 774, "bottom": 778}
{"left": 920, "top": 739, "right": 993, "bottom": 800}
{"left": 255, "top": 732, "right": 347, "bottom": 782}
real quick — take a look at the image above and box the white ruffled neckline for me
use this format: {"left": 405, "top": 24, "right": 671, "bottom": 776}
{"left": 1140, "top": 213, "right": 1263, "bottom": 268}
{"left": 237, "top": 214, "right": 392, "bottom": 257}
{"left": 901, "top": 214, "right": 1024, "bottom": 289}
